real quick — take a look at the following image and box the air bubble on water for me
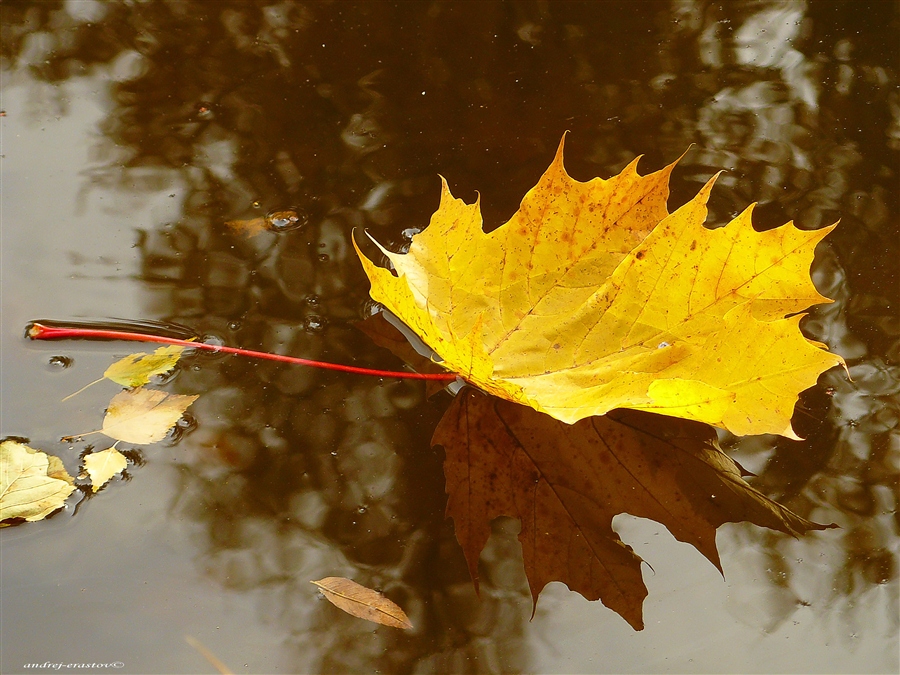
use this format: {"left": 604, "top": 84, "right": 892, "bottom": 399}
{"left": 266, "top": 209, "right": 307, "bottom": 233}
{"left": 363, "top": 300, "right": 383, "bottom": 316}
{"left": 252, "top": 201, "right": 261, "bottom": 208}
{"left": 305, "top": 316, "right": 326, "bottom": 332}
{"left": 847, "top": 419, "right": 859, "bottom": 427}
{"left": 201, "top": 334, "right": 226, "bottom": 348}
{"left": 824, "top": 386, "right": 836, "bottom": 396}
{"left": 151, "top": 368, "right": 178, "bottom": 386}
{"left": 176, "top": 412, "right": 197, "bottom": 431}
{"left": 228, "top": 320, "right": 242, "bottom": 331}
{"left": 357, "top": 505, "right": 368, "bottom": 514}
{"left": 317, "top": 253, "right": 330, "bottom": 262}
{"left": 48, "top": 355, "right": 74, "bottom": 369}
{"left": 169, "top": 412, "right": 198, "bottom": 443}
{"left": 305, "top": 294, "right": 320, "bottom": 307}
{"left": 330, "top": 450, "right": 338, "bottom": 457}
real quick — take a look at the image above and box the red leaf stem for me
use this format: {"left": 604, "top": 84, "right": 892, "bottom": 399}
{"left": 27, "top": 322, "right": 458, "bottom": 381}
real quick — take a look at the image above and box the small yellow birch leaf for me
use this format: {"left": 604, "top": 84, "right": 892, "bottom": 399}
{"left": 1, "top": 440, "right": 75, "bottom": 524}
{"left": 83, "top": 448, "right": 128, "bottom": 492}
{"left": 311, "top": 577, "right": 413, "bottom": 629}
{"left": 64, "top": 345, "right": 187, "bottom": 401}
{"left": 103, "top": 345, "right": 186, "bottom": 388}
{"left": 356, "top": 136, "right": 844, "bottom": 437}
{"left": 101, "top": 387, "right": 198, "bottom": 444}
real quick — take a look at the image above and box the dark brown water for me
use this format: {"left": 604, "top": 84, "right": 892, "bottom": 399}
{"left": 1, "top": 1, "right": 897, "bottom": 673}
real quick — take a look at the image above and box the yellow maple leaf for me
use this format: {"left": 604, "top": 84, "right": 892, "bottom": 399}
{"left": 355, "top": 136, "right": 844, "bottom": 437}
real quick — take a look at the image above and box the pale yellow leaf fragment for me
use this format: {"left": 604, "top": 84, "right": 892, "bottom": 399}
{"left": 1, "top": 441, "right": 75, "bottom": 524}
{"left": 83, "top": 448, "right": 128, "bottom": 492}
{"left": 311, "top": 577, "right": 413, "bottom": 629}
{"left": 101, "top": 387, "right": 198, "bottom": 444}
{"left": 356, "top": 135, "right": 844, "bottom": 437}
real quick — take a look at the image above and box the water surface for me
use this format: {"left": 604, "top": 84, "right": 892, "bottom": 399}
{"left": 1, "top": 2, "right": 897, "bottom": 673}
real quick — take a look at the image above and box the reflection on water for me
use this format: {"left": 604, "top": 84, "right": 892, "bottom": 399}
{"left": 1, "top": 1, "right": 897, "bottom": 672}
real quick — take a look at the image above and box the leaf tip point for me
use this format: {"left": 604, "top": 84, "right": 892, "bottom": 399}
{"left": 676, "top": 143, "right": 695, "bottom": 161}
{"left": 706, "top": 170, "right": 725, "bottom": 189}
{"left": 554, "top": 131, "right": 568, "bottom": 158}
{"left": 783, "top": 424, "right": 804, "bottom": 441}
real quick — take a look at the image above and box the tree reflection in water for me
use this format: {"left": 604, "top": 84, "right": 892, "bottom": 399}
{"left": 3, "top": 0, "right": 896, "bottom": 670}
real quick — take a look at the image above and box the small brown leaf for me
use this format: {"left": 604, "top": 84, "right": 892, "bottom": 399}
{"left": 311, "top": 577, "right": 413, "bottom": 629}
{"left": 225, "top": 216, "right": 268, "bottom": 237}
{"left": 226, "top": 210, "right": 304, "bottom": 237}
